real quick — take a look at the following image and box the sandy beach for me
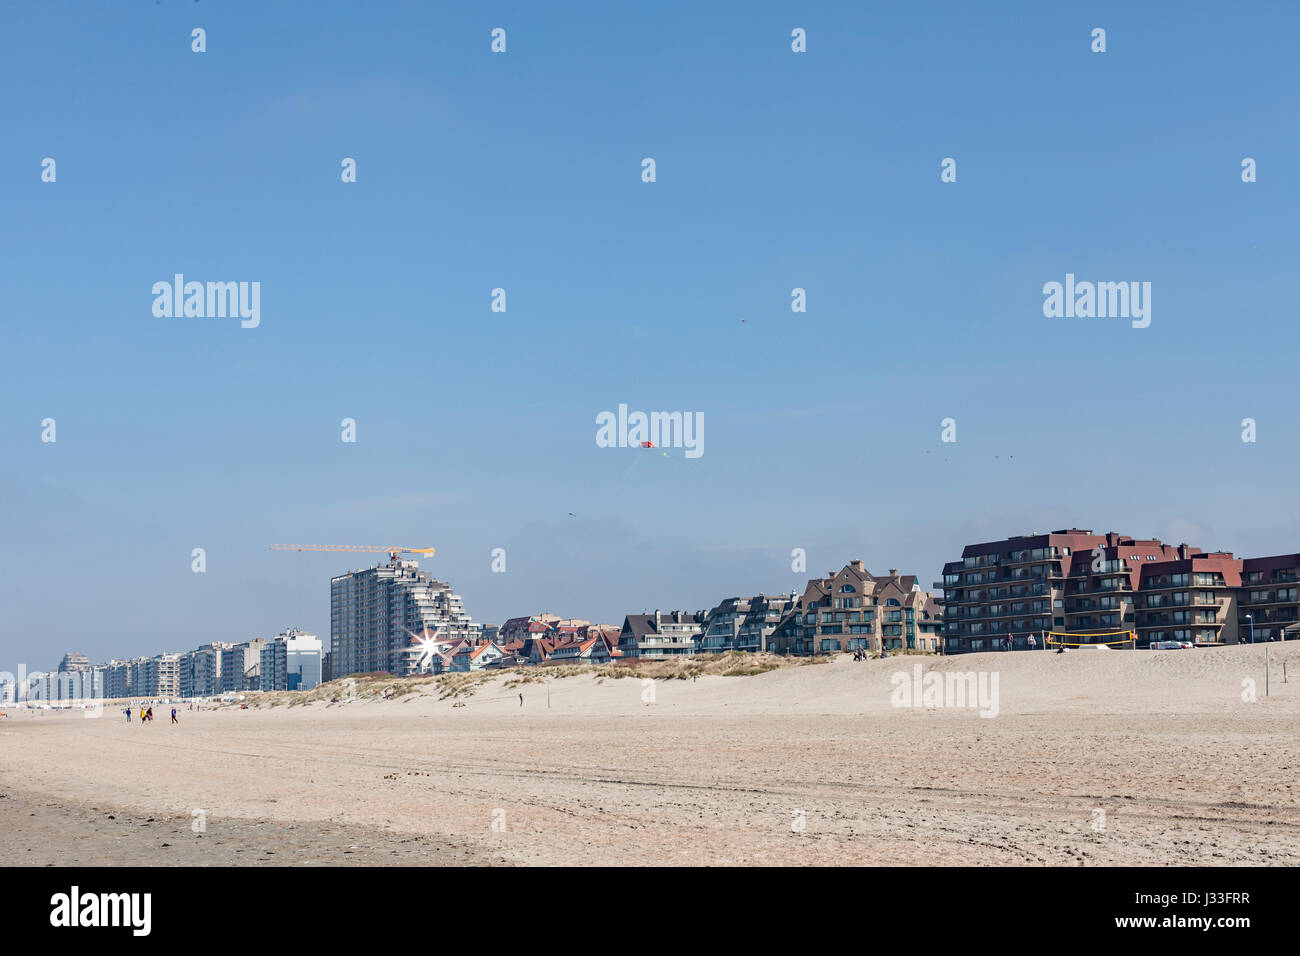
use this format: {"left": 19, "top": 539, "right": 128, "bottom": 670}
{"left": 2, "top": 644, "right": 1298, "bottom": 866}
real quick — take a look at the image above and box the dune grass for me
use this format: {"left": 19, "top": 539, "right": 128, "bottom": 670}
{"left": 234, "top": 651, "right": 829, "bottom": 707}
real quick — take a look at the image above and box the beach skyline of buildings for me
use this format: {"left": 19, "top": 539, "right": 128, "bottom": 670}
{"left": 9, "top": 524, "right": 1300, "bottom": 704}
{"left": 1, "top": 628, "right": 323, "bottom": 705}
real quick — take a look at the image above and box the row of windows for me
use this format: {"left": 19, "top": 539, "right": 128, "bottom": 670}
{"left": 1145, "top": 629, "right": 1218, "bottom": 642}
{"left": 1245, "top": 588, "right": 1300, "bottom": 603}
{"left": 958, "top": 547, "right": 1065, "bottom": 569}
{"left": 1144, "top": 591, "right": 1222, "bottom": 608}
{"left": 813, "top": 611, "right": 876, "bottom": 624}
{"left": 960, "top": 617, "right": 1052, "bottom": 633}
{"left": 1245, "top": 569, "right": 1299, "bottom": 584}
{"left": 813, "top": 637, "right": 940, "bottom": 652}
{"left": 1146, "top": 573, "right": 1226, "bottom": 588}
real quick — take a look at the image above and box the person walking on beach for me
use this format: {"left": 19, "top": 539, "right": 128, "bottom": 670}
{"left": 139, "top": 706, "right": 146, "bottom": 724}
{"left": 146, "top": 706, "right": 153, "bottom": 723}
{"left": 124, "top": 706, "right": 131, "bottom": 724}
{"left": 518, "top": 693, "right": 523, "bottom": 707}
{"left": 170, "top": 707, "right": 178, "bottom": 725}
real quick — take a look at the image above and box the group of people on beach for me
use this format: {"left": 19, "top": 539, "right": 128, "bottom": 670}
{"left": 125, "top": 705, "right": 178, "bottom": 725}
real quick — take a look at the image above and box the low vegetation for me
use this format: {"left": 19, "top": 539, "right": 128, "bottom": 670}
{"left": 232, "top": 651, "right": 828, "bottom": 707}
{"left": 234, "top": 673, "right": 428, "bottom": 709}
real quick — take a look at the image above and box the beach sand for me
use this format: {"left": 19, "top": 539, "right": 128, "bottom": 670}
{"left": 2, "top": 643, "right": 1297, "bottom": 866}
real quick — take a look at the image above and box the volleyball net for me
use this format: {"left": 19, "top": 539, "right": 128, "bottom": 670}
{"left": 1043, "top": 629, "right": 1137, "bottom": 649}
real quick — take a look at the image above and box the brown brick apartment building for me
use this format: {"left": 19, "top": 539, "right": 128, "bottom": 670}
{"left": 1135, "top": 550, "right": 1243, "bottom": 646}
{"left": 941, "top": 530, "right": 1300, "bottom": 653}
{"left": 1238, "top": 553, "right": 1300, "bottom": 642}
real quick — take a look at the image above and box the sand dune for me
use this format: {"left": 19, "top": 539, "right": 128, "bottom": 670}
{"left": 2, "top": 644, "right": 1297, "bottom": 865}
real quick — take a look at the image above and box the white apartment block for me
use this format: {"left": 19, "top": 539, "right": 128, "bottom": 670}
{"left": 284, "top": 629, "right": 322, "bottom": 690}
{"left": 331, "top": 559, "right": 481, "bottom": 677}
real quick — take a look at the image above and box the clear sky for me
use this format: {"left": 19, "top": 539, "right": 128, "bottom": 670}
{"left": 2, "top": 1, "right": 1297, "bottom": 670}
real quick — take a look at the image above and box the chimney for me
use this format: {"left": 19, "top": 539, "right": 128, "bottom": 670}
{"left": 852, "top": 559, "right": 865, "bottom": 572}
{"left": 889, "top": 568, "right": 898, "bottom": 577}
{"left": 1178, "top": 544, "right": 1190, "bottom": 560}
{"left": 654, "top": 609, "right": 661, "bottom": 627}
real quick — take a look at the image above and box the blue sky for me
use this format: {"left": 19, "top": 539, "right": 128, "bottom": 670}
{"left": 2, "top": 1, "right": 1298, "bottom": 669}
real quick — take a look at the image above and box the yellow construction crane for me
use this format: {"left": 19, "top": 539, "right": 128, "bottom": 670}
{"left": 269, "top": 544, "right": 436, "bottom": 563}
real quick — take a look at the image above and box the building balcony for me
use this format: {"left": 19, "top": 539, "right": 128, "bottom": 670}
{"left": 635, "top": 638, "right": 696, "bottom": 650}
{"left": 1241, "top": 595, "right": 1300, "bottom": 607}
{"left": 1240, "top": 609, "right": 1300, "bottom": 625}
{"left": 1137, "top": 618, "right": 1221, "bottom": 630}
{"left": 1007, "top": 583, "right": 1049, "bottom": 597}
